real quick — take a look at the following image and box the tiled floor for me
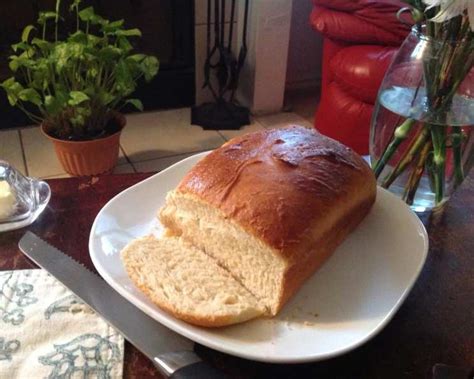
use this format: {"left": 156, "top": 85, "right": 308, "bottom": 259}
{"left": 0, "top": 106, "right": 315, "bottom": 179}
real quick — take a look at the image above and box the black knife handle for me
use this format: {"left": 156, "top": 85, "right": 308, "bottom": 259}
{"left": 170, "top": 361, "right": 229, "bottom": 379}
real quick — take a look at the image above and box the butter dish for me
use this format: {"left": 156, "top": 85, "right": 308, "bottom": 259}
{"left": 0, "top": 161, "right": 50, "bottom": 232}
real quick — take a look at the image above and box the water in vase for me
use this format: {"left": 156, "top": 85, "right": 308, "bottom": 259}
{"left": 370, "top": 86, "right": 474, "bottom": 212}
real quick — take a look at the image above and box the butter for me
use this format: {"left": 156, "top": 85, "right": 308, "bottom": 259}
{"left": 0, "top": 181, "right": 16, "bottom": 219}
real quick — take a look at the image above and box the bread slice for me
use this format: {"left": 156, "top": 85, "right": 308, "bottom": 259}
{"left": 121, "top": 235, "right": 265, "bottom": 327}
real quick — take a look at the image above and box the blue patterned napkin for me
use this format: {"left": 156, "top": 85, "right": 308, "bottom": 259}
{"left": 0, "top": 269, "right": 124, "bottom": 378}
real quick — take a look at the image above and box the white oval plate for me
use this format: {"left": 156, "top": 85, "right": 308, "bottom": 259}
{"left": 89, "top": 152, "right": 428, "bottom": 364}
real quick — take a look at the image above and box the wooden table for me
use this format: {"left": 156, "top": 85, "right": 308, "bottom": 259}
{"left": 1, "top": 173, "right": 473, "bottom": 379}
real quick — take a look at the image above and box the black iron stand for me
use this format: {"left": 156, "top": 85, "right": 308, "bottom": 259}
{"left": 191, "top": 0, "right": 250, "bottom": 130}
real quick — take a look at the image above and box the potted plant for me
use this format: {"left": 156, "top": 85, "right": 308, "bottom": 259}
{"left": 1, "top": 0, "right": 158, "bottom": 176}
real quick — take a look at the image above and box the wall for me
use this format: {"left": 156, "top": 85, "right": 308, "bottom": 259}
{"left": 286, "top": 0, "right": 323, "bottom": 90}
{"left": 235, "top": 0, "right": 292, "bottom": 114}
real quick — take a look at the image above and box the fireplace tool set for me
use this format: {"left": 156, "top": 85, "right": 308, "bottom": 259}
{"left": 191, "top": 0, "right": 250, "bottom": 130}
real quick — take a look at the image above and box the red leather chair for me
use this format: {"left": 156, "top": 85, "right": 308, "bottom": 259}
{"left": 310, "top": 0, "right": 411, "bottom": 155}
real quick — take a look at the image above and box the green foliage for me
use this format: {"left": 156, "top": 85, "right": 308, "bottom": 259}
{"left": 1, "top": 0, "right": 159, "bottom": 140}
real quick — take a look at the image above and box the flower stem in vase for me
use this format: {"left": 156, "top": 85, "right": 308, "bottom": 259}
{"left": 373, "top": 118, "right": 417, "bottom": 178}
{"left": 451, "top": 126, "right": 465, "bottom": 188}
{"left": 429, "top": 123, "right": 447, "bottom": 204}
{"left": 381, "top": 124, "right": 430, "bottom": 188}
{"left": 403, "top": 140, "right": 433, "bottom": 205}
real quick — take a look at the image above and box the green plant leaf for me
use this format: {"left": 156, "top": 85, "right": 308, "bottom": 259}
{"left": 45, "top": 90, "right": 68, "bottom": 114}
{"left": 112, "top": 66, "right": 136, "bottom": 99}
{"left": 9, "top": 54, "right": 36, "bottom": 72}
{"left": 70, "top": 106, "right": 91, "bottom": 128}
{"left": 92, "top": 14, "right": 106, "bottom": 25}
{"left": 31, "top": 38, "right": 51, "bottom": 51}
{"left": 127, "top": 54, "right": 146, "bottom": 62}
{"left": 68, "top": 91, "right": 90, "bottom": 106}
{"left": 141, "top": 56, "right": 159, "bottom": 81}
{"left": 38, "top": 11, "right": 58, "bottom": 25}
{"left": 117, "top": 36, "right": 133, "bottom": 52}
{"left": 98, "top": 46, "right": 122, "bottom": 61}
{"left": 78, "top": 6, "right": 95, "bottom": 21}
{"left": 124, "top": 98, "right": 143, "bottom": 111}
{"left": 1, "top": 78, "right": 24, "bottom": 106}
{"left": 11, "top": 42, "right": 29, "bottom": 53}
{"left": 70, "top": 113, "right": 85, "bottom": 127}
{"left": 68, "top": 31, "right": 87, "bottom": 44}
{"left": 125, "top": 59, "right": 142, "bottom": 77}
{"left": 8, "top": 59, "right": 19, "bottom": 72}
{"left": 2, "top": 78, "right": 22, "bottom": 92}
{"left": 18, "top": 88, "right": 42, "bottom": 106}
{"left": 21, "top": 25, "right": 36, "bottom": 43}
{"left": 44, "top": 89, "right": 69, "bottom": 116}
{"left": 32, "top": 61, "right": 51, "bottom": 90}
{"left": 114, "top": 60, "right": 134, "bottom": 94}
{"left": 102, "top": 19, "right": 124, "bottom": 33}
{"left": 97, "top": 89, "right": 115, "bottom": 105}
{"left": 78, "top": 6, "right": 105, "bottom": 25}
{"left": 45, "top": 95, "right": 54, "bottom": 108}
{"left": 87, "top": 34, "right": 102, "bottom": 46}
{"left": 116, "top": 28, "right": 142, "bottom": 37}
{"left": 1, "top": 77, "right": 17, "bottom": 88}
{"left": 53, "top": 43, "right": 85, "bottom": 72}
{"left": 109, "top": 19, "right": 124, "bottom": 28}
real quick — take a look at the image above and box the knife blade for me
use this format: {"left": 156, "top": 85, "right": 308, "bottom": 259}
{"left": 19, "top": 232, "right": 227, "bottom": 379}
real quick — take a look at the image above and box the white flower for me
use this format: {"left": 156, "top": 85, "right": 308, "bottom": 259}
{"left": 423, "top": 0, "right": 474, "bottom": 30}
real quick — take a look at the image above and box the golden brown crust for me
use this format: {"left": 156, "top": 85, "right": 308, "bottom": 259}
{"left": 175, "top": 125, "right": 376, "bottom": 262}
{"left": 277, "top": 196, "right": 375, "bottom": 312}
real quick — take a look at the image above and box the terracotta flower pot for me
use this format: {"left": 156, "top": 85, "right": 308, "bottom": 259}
{"left": 42, "top": 114, "right": 126, "bottom": 176}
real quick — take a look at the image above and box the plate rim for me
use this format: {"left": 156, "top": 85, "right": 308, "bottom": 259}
{"left": 89, "top": 151, "right": 429, "bottom": 363}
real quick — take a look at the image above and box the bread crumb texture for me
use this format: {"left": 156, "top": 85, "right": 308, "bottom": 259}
{"left": 121, "top": 235, "right": 265, "bottom": 327}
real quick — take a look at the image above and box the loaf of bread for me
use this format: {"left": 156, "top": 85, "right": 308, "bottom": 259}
{"left": 122, "top": 125, "right": 376, "bottom": 326}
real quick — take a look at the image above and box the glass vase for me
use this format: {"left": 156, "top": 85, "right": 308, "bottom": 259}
{"left": 370, "top": 27, "right": 474, "bottom": 212}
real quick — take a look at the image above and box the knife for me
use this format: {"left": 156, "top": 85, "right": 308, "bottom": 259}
{"left": 19, "top": 232, "right": 228, "bottom": 379}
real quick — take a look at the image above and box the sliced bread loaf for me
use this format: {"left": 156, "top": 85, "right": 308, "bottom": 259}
{"left": 122, "top": 126, "right": 376, "bottom": 327}
{"left": 121, "top": 235, "right": 265, "bottom": 327}
{"left": 159, "top": 126, "right": 376, "bottom": 316}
